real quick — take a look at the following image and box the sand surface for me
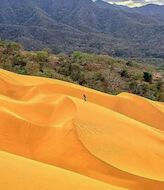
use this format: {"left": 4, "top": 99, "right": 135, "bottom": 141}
{"left": 0, "top": 69, "right": 164, "bottom": 190}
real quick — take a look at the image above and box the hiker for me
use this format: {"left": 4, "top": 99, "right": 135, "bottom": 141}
{"left": 83, "top": 94, "right": 87, "bottom": 101}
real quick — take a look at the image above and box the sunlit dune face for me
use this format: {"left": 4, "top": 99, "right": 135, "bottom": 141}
{"left": 0, "top": 69, "right": 164, "bottom": 190}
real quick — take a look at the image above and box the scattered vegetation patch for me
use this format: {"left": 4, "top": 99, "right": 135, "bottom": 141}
{"left": 0, "top": 41, "right": 163, "bottom": 101}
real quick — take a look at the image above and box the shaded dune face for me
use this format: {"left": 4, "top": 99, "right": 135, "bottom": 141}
{"left": 0, "top": 69, "right": 164, "bottom": 190}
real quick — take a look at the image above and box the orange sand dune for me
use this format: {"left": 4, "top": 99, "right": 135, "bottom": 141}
{"left": 0, "top": 151, "right": 125, "bottom": 190}
{"left": 0, "top": 69, "right": 164, "bottom": 190}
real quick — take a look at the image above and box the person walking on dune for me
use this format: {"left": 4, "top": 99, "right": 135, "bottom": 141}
{"left": 83, "top": 94, "right": 87, "bottom": 102}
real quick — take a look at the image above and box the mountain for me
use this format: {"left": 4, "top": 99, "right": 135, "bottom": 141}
{"left": 94, "top": 0, "right": 119, "bottom": 9}
{"left": 133, "top": 4, "right": 164, "bottom": 22}
{"left": 94, "top": 0, "right": 130, "bottom": 10}
{"left": 0, "top": 0, "right": 164, "bottom": 58}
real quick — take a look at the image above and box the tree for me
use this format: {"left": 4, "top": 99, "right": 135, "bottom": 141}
{"left": 4, "top": 42, "right": 21, "bottom": 55}
{"left": 143, "top": 72, "right": 152, "bottom": 83}
{"left": 36, "top": 51, "right": 49, "bottom": 71}
{"left": 36, "top": 51, "right": 49, "bottom": 62}
{"left": 70, "top": 64, "right": 81, "bottom": 81}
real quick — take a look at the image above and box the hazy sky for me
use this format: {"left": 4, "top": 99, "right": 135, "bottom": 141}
{"left": 104, "top": 0, "right": 164, "bottom": 7}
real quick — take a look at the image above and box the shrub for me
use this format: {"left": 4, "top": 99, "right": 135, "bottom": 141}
{"left": 59, "top": 62, "right": 71, "bottom": 76}
{"left": 70, "top": 64, "right": 81, "bottom": 81}
{"left": 126, "top": 61, "right": 133, "bottom": 66}
{"left": 4, "top": 42, "right": 21, "bottom": 54}
{"left": 12, "top": 55, "right": 26, "bottom": 67}
{"left": 94, "top": 72, "right": 105, "bottom": 81}
{"left": 36, "top": 51, "right": 49, "bottom": 62}
{"left": 143, "top": 72, "right": 152, "bottom": 83}
{"left": 36, "top": 50, "right": 49, "bottom": 71}
{"left": 15, "top": 66, "right": 27, "bottom": 75}
{"left": 120, "top": 69, "right": 128, "bottom": 77}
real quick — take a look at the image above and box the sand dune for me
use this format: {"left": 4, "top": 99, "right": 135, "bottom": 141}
{"left": 0, "top": 151, "right": 126, "bottom": 190}
{"left": 0, "top": 69, "right": 164, "bottom": 190}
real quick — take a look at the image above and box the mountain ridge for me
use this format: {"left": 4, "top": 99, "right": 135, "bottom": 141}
{"left": 0, "top": 0, "right": 164, "bottom": 57}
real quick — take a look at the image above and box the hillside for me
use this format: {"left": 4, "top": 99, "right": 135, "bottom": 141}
{"left": 0, "top": 41, "right": 163, "bottom": 101}
{"left": 0, "top": 0, "right": 164, "bottom": 57}
{"left": 0, "top": 69, "right": 164, "bottom": 190}
{"left": 133, "top": 4, "right": 164, "bottom": 22}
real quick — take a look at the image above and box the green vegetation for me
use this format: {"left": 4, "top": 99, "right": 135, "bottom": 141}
{"left": 0, "top": 41, "right": 163, "bottom": 101}
{"left": 143, "top": 72, "right": 152, "bottom": 83}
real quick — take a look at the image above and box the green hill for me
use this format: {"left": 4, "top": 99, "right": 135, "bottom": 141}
{"left": 0, "top": 41, "right": 163, "bottom": 101}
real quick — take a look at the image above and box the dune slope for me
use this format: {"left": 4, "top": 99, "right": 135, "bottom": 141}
{"left": 0, "top": 69, "right": 164, "bottom": 190}
{"left": 0, "top": 151, "right": 126, "bottom": 190}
